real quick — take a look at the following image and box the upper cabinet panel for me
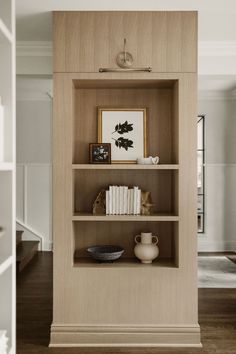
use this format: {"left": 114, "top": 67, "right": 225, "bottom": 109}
{"left": 53, "top": 11, "right": 197, "bottom": 73}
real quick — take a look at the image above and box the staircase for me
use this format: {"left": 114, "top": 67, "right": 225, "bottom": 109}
{"left": 16, "top": 230, "right": 39, "bottom": 273}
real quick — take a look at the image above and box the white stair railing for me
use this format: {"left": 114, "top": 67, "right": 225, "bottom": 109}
{"left": 16, "top": 163, "right": 52, "bottom": 251}
{"left": 16, "top": 219, "right": 44, "bottom": 251}
{"left": 16, "top": 219, "right": 43, "bottom": 251}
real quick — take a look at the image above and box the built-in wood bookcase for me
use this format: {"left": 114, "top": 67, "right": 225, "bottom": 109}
{"left": 71, "top": 78, "right": 179, "bottom": 267}
{"left": 51, "top": 11, "right": 200, "bottom": 348}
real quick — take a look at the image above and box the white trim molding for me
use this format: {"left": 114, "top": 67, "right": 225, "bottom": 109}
{"left": 198, "top": 90, "right": 236, "bottom": 101}
{"left": 16, "top": 40, "right": 236, "bottom": 77}
{"left": 198, "top": 41, "right": 236, "bottom": 75}
{"left": 198, "top": 240, "right": 236, "bottom": 252}
{"left": 16, "top": 41, "right": 52, "bottom": 75}
{"left": 16, "top": 40, "right": 236, "bottom": 59}
{"left": 16, "top": 41, "right": 52, "bottom": 57}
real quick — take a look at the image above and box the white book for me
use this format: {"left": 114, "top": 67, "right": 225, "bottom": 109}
{"left": 109, "top": 186, "right": 112, "bottom": 215}
{"left": 133, "top": 187, "right": 136, "bottom": 215}
{"left": 106, "top": 190, "right": 109, "bottom": 214}
{"left": 127, "top": 189, "right": 130, "bottom": 215}
{"left": 133, "top": 186, "right": 139, "bottom": 214}
{"left": 137, "top": 189, "right": 141, "bottom": 215}
{"left": 124, "top": 186, "right": 128, "bottom": 214}
{"left": 112, "top": 186, "right": 116, "bottom": 215}
{"left": 130, "top": 189, "right": 134, "bottom": 215}
{"left": 112, "top": 186, "right": 115, "bottom": 214}
{"left": 120, "top": 186, "right": 124, "bottom": 214}
{"left": 116, "top": 186, "right": 119, "bottom": 215}
{"left": 119, "top": 187, "right": 122, "bottom": 215}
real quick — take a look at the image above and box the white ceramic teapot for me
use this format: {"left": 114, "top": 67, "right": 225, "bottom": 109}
{"left": 134, "top": 232, "right": 159, "bottom": 264}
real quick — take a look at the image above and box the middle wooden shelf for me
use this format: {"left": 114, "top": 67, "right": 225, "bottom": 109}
{"left": 72, "top": 213, "right": 179, "bottom": 222}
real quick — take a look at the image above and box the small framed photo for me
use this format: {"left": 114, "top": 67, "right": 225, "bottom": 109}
{"left": 89, "top": 143, "right": 111, "bottom": 164}
{"left": 98, "top": 107, "right": 147, "bottom": 164}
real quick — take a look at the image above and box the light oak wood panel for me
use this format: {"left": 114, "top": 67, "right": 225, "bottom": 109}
{"left": 20, "top": 253, "right": 236, "bottom": 352}
{"left": 177, "top": 74, "right": 198, "bottom": 322}
{"left": 74, "top": 87, "right": 176, "bottom": 164}
{"left": 74, "top": 169, "right": 177, "bottom": 214}
{"left": 73, "top": 257, "right": 175, "bottom": 268}
{"left": 53, "top": 11, "right": 197, "bottom": 73}
{"left": 53, "top": 74, "right": 74, "bottom": 323}
{"left": 73, "top": 221, "right": 176, "bottom": 260}
{"left": 53, "top": 12, "right": 66, "bottom": 72}
{"left": 51, "top": 72, "right": 199, "bottom": 346}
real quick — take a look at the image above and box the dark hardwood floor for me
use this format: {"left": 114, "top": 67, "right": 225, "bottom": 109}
{"left": 17, "top": 252, "right": 236, "bottom": 354}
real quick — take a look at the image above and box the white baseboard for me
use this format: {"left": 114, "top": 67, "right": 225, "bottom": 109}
{"left": 43, "top": 241, "right": 53, "bottom": 251}
{"left": 198, "top": 239, "right": 236, "bottom": 252}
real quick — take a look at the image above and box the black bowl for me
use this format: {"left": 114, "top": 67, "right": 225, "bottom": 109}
{"left": 87, "top": 245, "right": 124, "bottom": 262}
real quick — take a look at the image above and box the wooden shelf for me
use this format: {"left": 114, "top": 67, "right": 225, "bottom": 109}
{"left": 72, "top": 212, "right": 179, "bottom": 222}
{"left": 74, "top": 257, "right": 176, "bottom": 268}
{"left": 0, "top": 255, "right": 12, "bottom": 275}
{"left": 0, "top": 18, "right": 12, "bottom": 43}
{"left": 72, "top": 164, "right": 179, "bottom": 170}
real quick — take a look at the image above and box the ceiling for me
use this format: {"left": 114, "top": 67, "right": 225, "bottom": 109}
{"left": 16, "top": 0, "right": 236, "bottom": 41}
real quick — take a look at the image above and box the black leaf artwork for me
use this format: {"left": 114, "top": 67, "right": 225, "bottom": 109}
{"left": 112, "top": 121, "right": 133, "bottom": 135}
{"left": 113, "top": 137, "right": 134, "bottom": 151}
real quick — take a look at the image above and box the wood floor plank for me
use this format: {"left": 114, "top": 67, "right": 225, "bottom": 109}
{"left": 17, "top": 252, "right": 236, "bottom": 354}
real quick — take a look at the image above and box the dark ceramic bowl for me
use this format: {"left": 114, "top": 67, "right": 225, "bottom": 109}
{"left": 87, "top": 245, "right": 124, "bottom": 262}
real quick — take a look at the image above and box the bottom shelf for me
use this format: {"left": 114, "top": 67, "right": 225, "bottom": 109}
{"left": 74, "top": 257, "right": 177, "bottom": 268}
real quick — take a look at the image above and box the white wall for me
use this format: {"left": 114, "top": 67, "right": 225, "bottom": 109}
{"left": 198, "top": 96, "right": 236, "bottom": 251}
{"left": 16, "top": 77, "right": 52, "bottom": 251}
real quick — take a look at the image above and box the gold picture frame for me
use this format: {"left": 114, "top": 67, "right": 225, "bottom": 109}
{"left": 98, "top": 107, "right": 147, "bottom": 164}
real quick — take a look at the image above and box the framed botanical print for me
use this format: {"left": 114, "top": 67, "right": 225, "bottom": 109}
{"left": 98, "top": 108, "right": 147, "bottom": 163}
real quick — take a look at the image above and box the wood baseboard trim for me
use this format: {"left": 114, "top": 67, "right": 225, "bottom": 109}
{"left": 50, "top": 324, "right": 201, "bottom": 347}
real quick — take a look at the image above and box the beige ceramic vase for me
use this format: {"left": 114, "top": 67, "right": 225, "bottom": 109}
{"left": 134, "top": 232, "right": 159, "bottom": 264}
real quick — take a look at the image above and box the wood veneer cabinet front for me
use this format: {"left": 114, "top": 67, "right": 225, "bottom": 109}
{"left": 53, "top": 11, "right": 197, "bottom": 73}
{"left": 51, "top": 11, "right": 200, "bottom": 348}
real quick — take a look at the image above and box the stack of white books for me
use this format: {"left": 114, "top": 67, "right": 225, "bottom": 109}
{"left": 0, "top": 331, "right": 8, "bottom": 354}
{"left": 105, "top": 186, "right": 141, "bottom": 215}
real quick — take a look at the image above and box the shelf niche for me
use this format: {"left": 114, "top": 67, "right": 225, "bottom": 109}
{"left": 73, "top": 169, "right": 178, "bottom": 216}
{"left": 73, "top": 221, "right": 179, "bottom": 268}
{"left": 73, "top": 79, "right": 179, "bottom": 165}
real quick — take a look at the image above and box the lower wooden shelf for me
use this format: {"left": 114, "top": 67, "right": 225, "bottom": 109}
{"left": 72, "top": 213, "right": 179, "bottom": 222}
{"left": 74, "top": 257, "right": 176, "bottom": 268}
